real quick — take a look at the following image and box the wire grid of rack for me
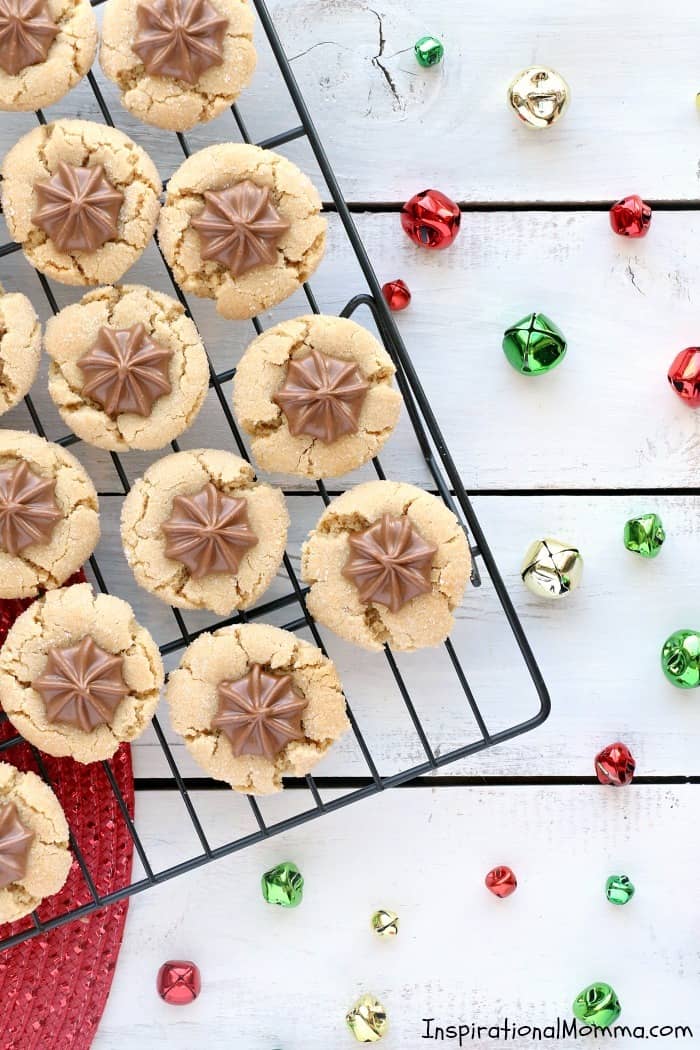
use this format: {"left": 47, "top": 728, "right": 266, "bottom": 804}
{"left": 0, "top": 0, "right": 550, "bottom": 950}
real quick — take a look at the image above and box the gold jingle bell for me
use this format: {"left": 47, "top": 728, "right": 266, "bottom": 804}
{"left": 508, "top": 66, "right": 570, "bottom": 128}
{"left": 370, "top": 909, "right": 399, "bottom": 938}
{"left": 521, "top": 537, "right": 583, "bottom": 599}
{"left": 346, "top": 994, "right": 388, "bottom": 1042}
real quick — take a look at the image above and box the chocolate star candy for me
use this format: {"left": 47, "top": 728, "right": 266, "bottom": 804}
{"left": 212, "top": 663, "right": 307, "bottom": 760}
{"left": 32, "top": 635, "right": 129, "bottom": 732}
{"left": 191, "top": 180, "right": 290, "bottom": 276}
{"left": 0, "top": 802, "right": 34, "bottom": 890}
{"left": 78, "top": 323, "right": 173, "bottom": 418}
{"left": 0, "top": 0, "right": 58, "bottom": 76}
{"left": 133, "top": 0, "right": 228, "bottom": 85}
{"left": 273, "top": 349, "right": 370, "bottom": 444}
{"left": 342, "top": 513, "right": 438, "bottom": 613}
{"left": 162, "top": 481, "right": 258, "bottom": 578}
{"left": 33, "top": 162, "right": 124, "bottom": 254}
{"left": 0, "top": 460, "right": 62, "bottom": 556}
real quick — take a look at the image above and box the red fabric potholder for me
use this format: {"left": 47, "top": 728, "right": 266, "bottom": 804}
{"left": 0, "top": 574, "right": 135, "bottom": 1050}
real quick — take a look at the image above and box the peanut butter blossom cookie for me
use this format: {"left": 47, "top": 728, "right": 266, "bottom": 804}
{"left": 302, "top": 480, "right": 471, "bottom": 652}
{"left": 0, "top": 429, "right": 100, "bottom": 599}
{"left": 157, "top": 143, "right": 326, "bottom": 320}
{"left": 233, "top": 315, "right": 403, "bottom": 478}
{"left": 100, "top": 0, "right": 255, "bottom": 131}
{"left": 121, "top": 448, "right": 289, "bottom": 615}
{"left": 0, "top": 0, "right": 97, "bottom": 112}
{"left": 0, "top": 583, "right": 165, "bottom": 762}
{"left": 167, "top": 623, "right": 349, "bottom": 794}
{"left": 0, "top": 282, "right": 41, "bottom": 415}
{"left": 1, "top": 119, "right": 161, "bottom": 286}
{"left": 45, "top": 284, "right": 210, "bottom": 451}
{"left": 0, "top": 762, "right": 72, "bottom": 923}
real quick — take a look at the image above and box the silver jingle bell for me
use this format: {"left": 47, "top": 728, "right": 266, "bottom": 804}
{"left": 521, "top": 537, "right": 583, "bottom": 598}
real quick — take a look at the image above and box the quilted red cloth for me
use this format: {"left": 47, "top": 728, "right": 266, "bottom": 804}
{"left": 0, "top": 574, "right": 135, "bottom": 1050}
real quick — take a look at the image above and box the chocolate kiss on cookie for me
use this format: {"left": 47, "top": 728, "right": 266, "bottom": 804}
{"left": 33, "top": 161, "right": 124, "bottom": 253}
{"left": 191, "top": 180, "right": 289, "bottom": 276}
{"left": 33, "top": 635, "right": 128, "bottom": 732}
{"left": 273, "top": 349, "right": 369, "bottom": 444}
{"left": 78, "top": 323, "right": 173, "bottom": 418}
{"left": 212, "top": 663, "right": 308, "bottom": 760}
{"left": 162, "top": 481, "right": 258, "bottom": 579}
{"left": 132, "top": 0, "right": 228, "bottom": 84}
{"left": 0, "top": 460, "right": 61, "bottom": 556}
{"left": 0, "top": 0, "right": 58, "bottom": 76}
{"left": 0, "top": 801, "right": 34, "bottom": 890}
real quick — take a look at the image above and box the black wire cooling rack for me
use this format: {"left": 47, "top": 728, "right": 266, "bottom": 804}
{"left": 0, "top": 0, "right": 551, "bottom": 950}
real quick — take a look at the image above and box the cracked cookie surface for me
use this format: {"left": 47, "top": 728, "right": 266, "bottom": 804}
{"left": 0, "top": 282, "right": 41, "bottom": 415}
{"left": 0, "top": 429, "right": 100, "bottom": 599}
{"left": 100, "top": 0, "right": 255, "bottom": 131}
{"left": 233, "top": 314, "right": 403, "bottom": 478}
{"left": 120, "top": 448, "right": 289, "bottom": 615}
{"left": 1, "top": 119, "right": 161, "bottom": 286}
{"left": 0, "top": 762, "right": 72, "bottom": 923}
{"left": 167, "top": 622, "right": 349, "bottom": 794}
{"left": 45, "top": 283, "right": 210, "bottom": 451}
{"left": 301, "top": 480, "right": 471, "bottom": 652}
{"left": 157, "top": 143, "right": 326, "bottom": 320}
{"left": 0, "top": 0, "right": 97, "bottom": 112}
{"left": 0, "top": 582, "right": 164, "bottom": 762}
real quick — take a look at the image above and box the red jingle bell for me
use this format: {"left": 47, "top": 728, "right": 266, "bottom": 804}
{"left": 668, "top": 347, "right": 700, "bottom": 406}
{"left": 609, "top": 195, "right": 652, "bottom": 238}
{"left": 381, "top": 279, "right": 411, "bottom": 311}
{"left": 485, "top": 865, "right": 517, "bottom": 898}
{"left": 156, "top": 961, "right": 201, "bottom": 1005}
{"left": 401, "top": 189, "right": 461, "bottom": 250}
{"left": 594, "top": 742, "right": 636, "bottom": 786}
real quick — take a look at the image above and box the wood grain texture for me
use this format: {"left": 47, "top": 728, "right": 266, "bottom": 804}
{"left": 77, "top": 492, "right": 697, "bottom": 781}
{"left": 3, "top": 1, "right": 699, "bottom": 204}
{"left": 94, "top": 786, "right": 700, "bottom": 1049}
{"left": 0, "top": 1, "right": 696, "bottom": 1033}
{"left": 3, "top": 211, "right": 699, "bottom": 491}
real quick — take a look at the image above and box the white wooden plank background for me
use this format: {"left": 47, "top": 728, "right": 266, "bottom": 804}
{"left": 107, "top": 493, "right": 699, "bottom": 781}
{"left": 95, "top": 787, "right": 699, "bottom": 1049}
{"left": 5, "top": 210, "right": 700, "bottom": 490}
{"left": 1, "top": 0, "right": 699, "bottom": 1045}
{"left": 5, "top": 0, "right": 700, "bottom": 203}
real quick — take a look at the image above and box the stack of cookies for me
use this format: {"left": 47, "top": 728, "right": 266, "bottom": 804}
{"left": 0, "top": 0, "right": 471, "bottom": 920}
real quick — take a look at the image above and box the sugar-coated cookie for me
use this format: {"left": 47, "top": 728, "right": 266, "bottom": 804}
{"left": 0, "top": 583, "right": 165, "bottom": 763}
{"left": 233, "top": 315, "right": 403, "bottom": 479}
{"left": 0, "top": 429, "right": 100, "bottom": 599}
{"left": 302, "top": 480, "right": 471, "bottom": 652}
{"left": 45, "top": 284, "right": 210, "bottom": 451}
{"left": 0, "top": 0, "right": 97, "bottom": 112}
{"left": 100, "top": 0, "right": 255, "bottom": 131}
{"left": 0, "top": 283, "right": 41, "bottom": 415}
{"left": 121, "top": 448, "right": 289, "bottom": 615}
{"left": 1, "top": 119, "right": 161, "bottom": 287}
{"left": 0, "top": 762, "right": 72, "bottom": 923}
{"left": 157, "top": 143, "right": 326, "bottom": 320}
{"left": 167, "top": 623, "right": 349, "bottom": 794}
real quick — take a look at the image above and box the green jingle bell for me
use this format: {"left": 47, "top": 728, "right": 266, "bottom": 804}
{"left": 261, "top": 861, "right": 304, "bottom": 907}
{"left": 502, "top": 312, "right": 567, "bottom": 375}
{"left": 661, "top": 630, "right": 700, "bottom": 688}
{"left": 606, "top": 874, "right": 635, "bottom": 906}
{"left": 414, "top": 35, "right": 444, "bottom": 67}
{"left": 521, "top": 538, "right": 583, "bottom": 599}
{"left": 572, "top": 982, "right": 621, "bottom": 1029}
{"left": 623, "top": 513, "right": 665, "bottom": 558}
{"left": 346, "top": 994, "right": 388, "bottom": 1042}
